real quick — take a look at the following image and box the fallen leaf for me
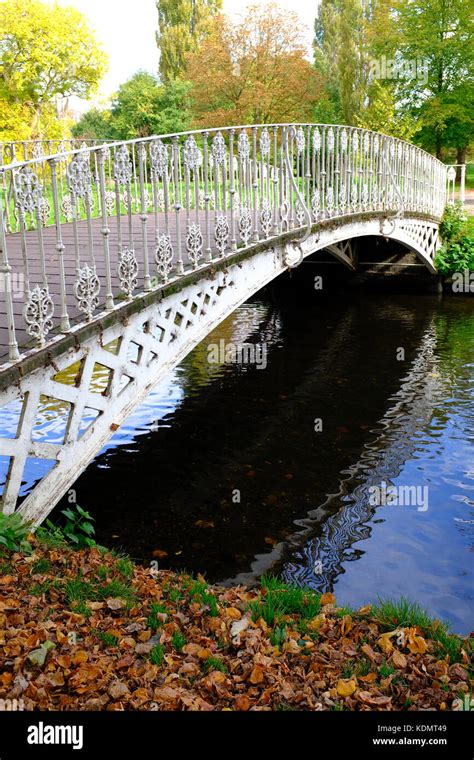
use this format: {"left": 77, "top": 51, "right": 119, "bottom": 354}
{"left": 249, "top": 665, "right": 264, "bottom": 684}
{"left": 336, "top": 678, "right": 357, "bottom": 697}
{"left": 378, "top": 633, "right": 394, "bottom": 654}
{"left": 449, "top": 663, "right": 468, "bottom": 681}
{"left": 320, "top": 592, "right": 336, "bottom": 606}
{"left": 231, "top": 615, "right": 251, "bottom": 643}
{"left": 405, "top": 627, "right": 427, "bottom": 654}
{"left": 27, "top": 640, "right": 55, "bottom": 667}
{"left": 359, "top": 672, "right": 377, "bottom": 683}
{"left": 358, "top": 691, "right": 392, "bottom": 706}
{"left": 195, "top": 520, "right": 214, "bottom": 529}
{"left": 224, "top": 607, "right": 241, "bottom": 620}
{"left": 108, "top": 682, "right": 129, "bottom": 700}
{"left": 106, "top": 598, "right": 124, "bottom": 610}
{"left": 392, "top": 651, "right": 407, "bottom": 669}
{"left": 341, "top": 615, "right": 353, "bottom": 635}
{"left": 152, "top": 549, "right": 168, "bottom": 559}
{"left": 234, "top": 695, "right": 251, "bottom": 711}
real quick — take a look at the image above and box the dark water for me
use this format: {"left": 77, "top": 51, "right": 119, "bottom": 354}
{"left": 50, "top": 278, "right": 473, "bottom": 633}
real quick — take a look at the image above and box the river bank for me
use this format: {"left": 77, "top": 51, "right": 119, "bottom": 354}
{"left": 0, "top": 536, "right": 472, "bottom": 712}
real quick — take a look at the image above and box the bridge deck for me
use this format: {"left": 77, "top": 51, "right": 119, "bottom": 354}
{"left": 1, "top": 211, "right": 227, "bottom": 361}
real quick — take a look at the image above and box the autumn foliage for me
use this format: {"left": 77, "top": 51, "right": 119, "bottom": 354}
{"left": 0, "top": 538, "right": 472, "bottom": 711}
{"left": 185, "top": 3, "right": 323, "bottom": 127}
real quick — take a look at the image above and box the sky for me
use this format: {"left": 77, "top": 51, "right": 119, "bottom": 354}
{"left": 53, "top": 0, "right": 317, "bottom": 106}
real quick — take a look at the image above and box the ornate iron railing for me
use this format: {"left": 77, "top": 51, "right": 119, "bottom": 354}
{"left": 445, "top": 164, "right": 467, "bottom": 205}
{"left": 0, "top": 124, "right": 448, "bottom": 363}
{"left": 0, "top": 139, "right": 112, "bottom": 166}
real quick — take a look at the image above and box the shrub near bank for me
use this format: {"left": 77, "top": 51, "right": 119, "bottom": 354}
{"left": 435, "top": 203, "right": 474, "bottom": 275}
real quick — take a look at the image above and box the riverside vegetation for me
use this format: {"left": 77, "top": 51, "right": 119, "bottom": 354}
{"left": 0, "top": 508, "right": 472, "bottom": 712}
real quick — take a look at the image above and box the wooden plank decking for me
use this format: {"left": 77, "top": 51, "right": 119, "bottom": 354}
{"left": 0, "top": 211, "right": 228, "bottom": 361}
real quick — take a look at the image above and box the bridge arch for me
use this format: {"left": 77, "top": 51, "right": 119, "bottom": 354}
{"left": 0, "top": 124, "right": 450, "bottom": 520}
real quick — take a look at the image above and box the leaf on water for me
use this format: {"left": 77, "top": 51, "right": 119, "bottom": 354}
{"left": 152, "top": 549, "right": 168, "bottom": 559}
{"left": 195, "top": 520, "right": 215, "bottom": 529}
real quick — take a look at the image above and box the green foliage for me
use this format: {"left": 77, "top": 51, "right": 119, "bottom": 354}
{"left": 64, "top": 576, "right": 96, "bottom": 604}
{"left": 0, "top": 0, "right": 107, "bottom": 141}
{"left": 203, "top": 655, "right": 228, "bottom": 673}
{"left": 395, "top": 0, "right": 473, "bottom": 157}
{"left": 29, "top": 580, "right": 53, "bottom": 597}
{"left": 171, "top": 630, "right": 187, "bottom": 651}
{"left": 372, "top": 596, "right": 464, "bottom": 662}
{"left": 149, "top": 644, "right": 165, "bottom": 665}
{"left": 71, "top": 601, "right": 92, "bottom": 618}
{"left": 372, "top": 596, "right": 439, "bottom": 630}
{"left": 435, "top": 203, "right": 474, "bottom": 274}
{"left": 35, "top": 521, "right": 67, "bottom": 549}
{"left": 116, "top": 558, "right": 134, "bottom": 579}
{"left": 73, "top": 73, "right": 192, "bottom": 141}
{"left": 439, "top": 203, "right": 469, "bottom": 242}
{"left": 96, "top": 579, "right": 136, "bottom": 604}
{"left": 147, "top": 602, "right": 167, "bottom": 630}
{"left": 156, "top": 0, "right": 222, "bottom": 82}
{"left": 250, "top": 576, "right": 321, "bottom": 626}
{"left": 71, "top": 108, "right": 111, "bottom": 141}
{"left": 435, "top": 236, "right": 474, "bottom": 275}
{"left": 269, "top": 624, "right": 287, "bottom": 647}
{"left": 0, "top": 513, "right": 31, "bottom": 553}
{"left": 60, "top": 505, "right": 96, "bottom": 549}
{"left": 31, "top": 557, "right": 51, "bottom": 574}
{"left": 378, "top": 661, "right": 395, "bottom": 678}
{"left": 93, "top": 629, "right": 118, "bottom": 648}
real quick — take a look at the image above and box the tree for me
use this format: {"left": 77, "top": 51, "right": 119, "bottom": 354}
{"left": 356, "top": 80, "right": 418, "bottom": 140}
{"left": 0, "top": 0, "right": 107, "bottom": 141}
{"left": 186, "top": 2, "right": 323, "bottom": 127}
{"left": 73, "top": 72, "right": 192, "bottom": 141}
{"left": 156, "top": 0, "right": 222, "bottom": 83}
{"left": 314, "top": 0, "right": 376, "bottom": 125}
{"left": 396, "top": 0, "right": 473, "bottom": 159}
{"left": 314, "top": 0, "right": 404, "bottom": 127}
{"left": 71, "top": 108, "right": 112, "bottom": 142}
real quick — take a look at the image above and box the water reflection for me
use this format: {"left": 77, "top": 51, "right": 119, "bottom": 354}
{"left": 3, "top": 286, "right": 473, "bottom": 632}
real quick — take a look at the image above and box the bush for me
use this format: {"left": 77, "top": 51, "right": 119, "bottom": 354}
{"left": 435, "top": 203, "right": 474, "bottom": 275}
{"left": 0, "top": 513, "right": 31, "bottom": 553}
{"left": 435, "top": 235, "right": 474, "bottom": 275}
{"left": 60, "top": 505, "right": 96, "bottom": 548}
{"left": 439, "top": 202, "right": 468, "bottom": 243}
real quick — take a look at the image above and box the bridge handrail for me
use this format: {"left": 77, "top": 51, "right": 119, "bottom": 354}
{"left": 0, "top": 123, "right": 448, "bottom": 364}
{"left": 1, "top": 124, "right": 449, "bottom": 171}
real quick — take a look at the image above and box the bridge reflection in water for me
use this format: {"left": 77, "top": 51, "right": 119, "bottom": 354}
{"left": 36, "top": 287, "right": 471, "bottom": 633}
